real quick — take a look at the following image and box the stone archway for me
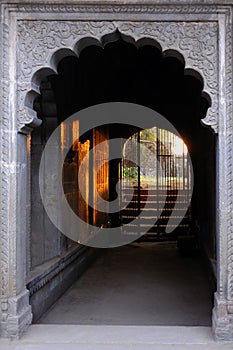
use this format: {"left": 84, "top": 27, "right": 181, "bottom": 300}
{"left": 19, "top": 21, "right": 218, "bottom": 132}
{"left": 0, "top": 2, "right": 233, "bottom": 341}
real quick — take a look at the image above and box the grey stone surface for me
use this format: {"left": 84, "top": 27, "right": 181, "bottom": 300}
{"left": 28, "top": 245, "right": 98, "bottom": 323}
{"left": 39, "top": 243, "right": 212, "bottom": 326}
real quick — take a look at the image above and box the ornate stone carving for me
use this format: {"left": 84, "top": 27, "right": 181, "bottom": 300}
{"left": 16, "top": 21, "right": 117, "bottom": 129}
{"left": 0, "top": 7, "right": 33, "bottom": 338}
{"left": 226, "top": 16, "right": 233, "bottom": 308}
{"left": 17, "top": 20, "right": 218, "bottom": 132}
{"left": 1, "top": 18, "right": 10, "bottom": 297}
{"left": 116, "top": 21, "right": 218, "bottom": 132}
{"left": 17, "top": 21, "right": 116, "bottom": 80}
{"left": 12, "top": 4, "right": 223, "bottom": 15}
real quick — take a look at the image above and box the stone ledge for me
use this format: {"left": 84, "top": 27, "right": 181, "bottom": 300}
{"left": 27, "top": 245, "right": 98, "bottom": 322}
{"left": 1, "top": 0, "right": 233, "bottom": 5}
{"left": 6, "top": 325, "right": 223, "bottom": 345}
{"left": 27, "top": 245, "right": 87, "bottom": 296}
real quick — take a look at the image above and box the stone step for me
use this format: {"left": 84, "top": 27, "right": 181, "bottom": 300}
{"left": 122, "top": 202, "right": 189, "bottom": 208}
{"left": 122, "top": 224, "right": 190, "bottom": 233}
{"left": 121, "top": 209, "right": 189, "bottom": 215}
{"left": 122, "top": 188, "right": 187, "bottom": 192}
{"left": 122, "top": 187, "right": 188, "bottom": 192}
{"left": 1, "top": 325, "right": 232, "bottom": 350}
{"left": 121, "top": 217, "right": 189, "bottom": 223}
{"left": 122, "top": 195, "right": 189, "bottom": 199}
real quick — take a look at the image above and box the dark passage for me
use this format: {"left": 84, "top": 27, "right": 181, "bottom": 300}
{"left": 32, "top": 33, "right": 216, "bottom": 326}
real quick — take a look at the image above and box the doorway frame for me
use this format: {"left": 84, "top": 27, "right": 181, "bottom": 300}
{"left": 0, "top": 1, "right": 233, "bottom": 340}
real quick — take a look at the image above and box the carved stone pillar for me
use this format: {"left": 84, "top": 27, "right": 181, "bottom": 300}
{"left": 0, "top": 7, "right": 32, "bottom": 338}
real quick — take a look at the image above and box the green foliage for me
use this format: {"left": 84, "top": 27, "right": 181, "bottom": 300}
{"left": 140, "top": 129, "right": 156, "bottom": 142}
{"left": 122, "top": 166, "right": 138, "bottom": 179}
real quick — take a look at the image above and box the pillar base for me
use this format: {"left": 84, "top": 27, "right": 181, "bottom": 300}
{"left": 212, "top": 292, "right": 233, "bottom": 341}
{"left": 1, "top": 289, "right": 32, "bottom": 339}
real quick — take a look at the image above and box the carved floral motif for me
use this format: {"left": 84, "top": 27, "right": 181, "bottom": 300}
{"left": 17, "top": 20, "right": 218, "bottom": 131}
{"left": 14, "top": 4, "right": 223, "bottom": 15}
{"left": 17, "top": 21, "right": 116, "bottom": 81}
{"left": 116, "top": 22, "right": 218, "bottom": 131}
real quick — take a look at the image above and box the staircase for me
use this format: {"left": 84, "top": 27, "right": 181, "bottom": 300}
{"left": 120, "top": 186, "right": 191, "bottom": 241}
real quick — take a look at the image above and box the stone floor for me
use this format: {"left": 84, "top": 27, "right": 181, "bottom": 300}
{"left": 39, "top": 242, "right": 213, "bottom": 326}
{"left": 1, "top": 242, "right": 233, "bottom": 349}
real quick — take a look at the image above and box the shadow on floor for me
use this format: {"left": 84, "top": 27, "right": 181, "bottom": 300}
{"left": 38, "top": 242, "right": 213, "bottom": 326}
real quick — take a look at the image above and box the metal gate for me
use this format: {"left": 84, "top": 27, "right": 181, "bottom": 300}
{"left": 120, "top": 127, "right": 192, "bottom": 241}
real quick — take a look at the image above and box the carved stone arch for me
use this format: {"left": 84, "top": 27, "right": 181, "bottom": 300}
{"left": 1, "top": 2, "right": 233, "bottom": 341}
{"left": 115, "top": 22, "right": 218, "bottom": 132}
{"left": 183, "top": 68, "right": 204, "bottom": 87}
{"left": 17, "top": 20, "right": 218, "bottom": 133}
{"left": 29, "top": 30, "right": 211, "bottom": 131}
{"left": 163, "top": 49, "right": 185, "bottom": 66}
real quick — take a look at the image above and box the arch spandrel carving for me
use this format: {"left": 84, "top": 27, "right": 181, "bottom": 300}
{"left": 16, "top": 20, "right": 218, "bottom": 132}
{"left": 116, "top": 21, "right": 218, "bottom": 132}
